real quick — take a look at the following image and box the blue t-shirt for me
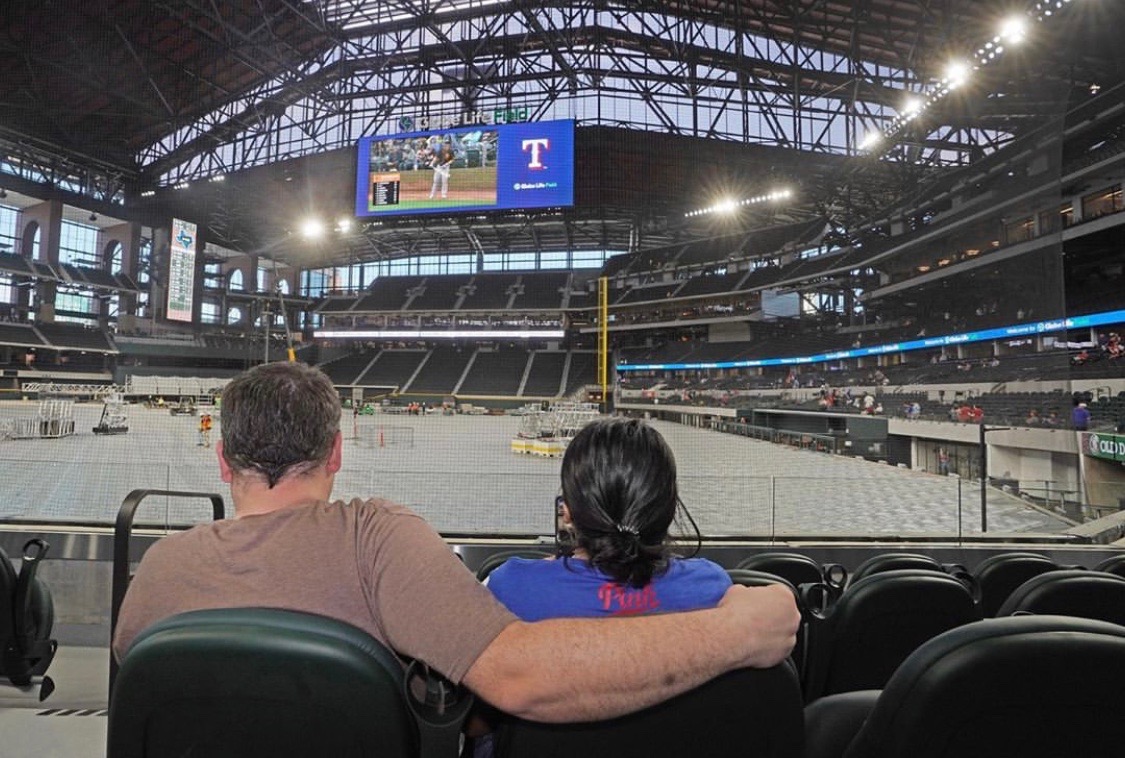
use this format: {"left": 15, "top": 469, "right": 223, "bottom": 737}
{"left": 487, "top": 556, "right": 731, "bottom": 621}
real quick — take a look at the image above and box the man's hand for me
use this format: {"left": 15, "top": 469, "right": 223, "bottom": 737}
{"left": 717, "top": 583, "right": 801, "bottom": 669}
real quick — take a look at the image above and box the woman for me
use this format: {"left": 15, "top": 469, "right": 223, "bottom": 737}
{"left": 488, "top": 417, "right": 730, "bottom": 620}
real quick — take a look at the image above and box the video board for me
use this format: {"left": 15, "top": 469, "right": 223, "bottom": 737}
{"left": 166, "top": 218, "right": 197, "bottom": 322}
{"left": 355, "top": 120, "right": 574, "bottom": 218}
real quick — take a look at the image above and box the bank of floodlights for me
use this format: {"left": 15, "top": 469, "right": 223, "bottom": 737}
{"left": 859, "top": 2, "right": 1076, "bottom": 154}
{"left": 684, "top": 189, "right": 794, "bottom": 218}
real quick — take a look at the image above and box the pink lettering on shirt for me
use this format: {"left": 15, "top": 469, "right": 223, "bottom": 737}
{"left": 597, "top": 582, "right": 661, "bottom": 615}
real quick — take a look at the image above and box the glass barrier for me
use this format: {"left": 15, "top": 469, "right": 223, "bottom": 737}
{"left": 0, "top": 403, "right": 1115, "bottom": 542}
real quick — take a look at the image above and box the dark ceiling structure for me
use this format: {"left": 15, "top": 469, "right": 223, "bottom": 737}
{"left": 1, "top": 1, "right": 1123, "bottom": 266}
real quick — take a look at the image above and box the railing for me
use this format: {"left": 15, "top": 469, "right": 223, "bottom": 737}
{"left": 109, "top": 488, "right": 225, "bottom": 695}
{"left": 713, "top": 421, "right": 842, "bottom": 454}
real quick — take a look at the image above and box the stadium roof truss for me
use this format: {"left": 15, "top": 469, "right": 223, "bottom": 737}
{"left": 7, "top": 1, "right": 1094, "bottom": 188}
{"left": 140, "top": 0, "right": 1024, "bottom": 186}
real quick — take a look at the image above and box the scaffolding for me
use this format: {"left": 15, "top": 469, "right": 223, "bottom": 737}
{"left": 93, "top": 393, "right": 130, "bottom": 435}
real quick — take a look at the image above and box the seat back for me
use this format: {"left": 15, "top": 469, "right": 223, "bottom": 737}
{"left": 476, "top": 549, "right": 554, "bottom": 581}
{"left": 996, "top": 569, "right": 1125, "bottom": 625}
{"left": 847, "top": 552, "right": 943, "bottom": 585}
{"left": 736, "top": 552, "right": 845, "bottom": 589}
{"left": 494, "top": 661, "right": 804, "bottom": 758}
{"left": 107, "top": 608, "right": 418, "bottom": 758}
{"left": 972, "top": 551, "right": 1060, "bottom": 617}
{"left": 0, "top": 539, "right": 57, "bottom": 691}
{"left": 841, "top": 616, "right": 1125, "bottom": 758}
{"left": 1093, "top": 552, "right": 1125, "bottom": 578}
{"left": 804, "top": 569, "right": 979, "bottom": 702}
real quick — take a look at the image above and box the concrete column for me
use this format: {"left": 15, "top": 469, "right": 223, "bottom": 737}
{"left": 21, "top": 199, "right": 62, "bottom": 322}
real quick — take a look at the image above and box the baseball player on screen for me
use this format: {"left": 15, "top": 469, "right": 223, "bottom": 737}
{"left": 429, "top": 140, "right": 456, "bottom": 199}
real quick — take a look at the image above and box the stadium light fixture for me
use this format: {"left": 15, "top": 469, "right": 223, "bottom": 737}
{"left": 902, "top": 97, "right": 924, "bottom": 120}
{"left": 336, "top": 218, "right": 352, "bottom": 233}
{"left": 859, "top": 131, "right": 883, "bottom": 150}
{"left": 684, "top": 189, "right": 793, "bottom": 218}
{"left": 944, "top": 60, "right": 971, "bottom": 89}
{"left": 999, "top": 16, "right": 1029, "bottom": 45}
{"left": 300, "top": 218, "right": 326, "bottom": 239}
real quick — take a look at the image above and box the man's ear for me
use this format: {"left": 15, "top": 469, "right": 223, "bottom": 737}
{"left": 326, "top": 431, "right": 343, "bottom": 474}
{"left": 216, "top": 441, "right": 233, "bottom": 484}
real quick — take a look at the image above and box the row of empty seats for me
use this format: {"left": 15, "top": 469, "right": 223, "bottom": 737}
{"left": 318, "top": 348, "right": 597, "bottom": 396}
{"left": 0, "top": 321, "right": 117, "bottom": 352}
{"left": 107, "top": 549, "right": 1125, "bottom": 757}
{"left": 319, "top": 272, "right": 577, "bottom": 313}
{"left": 0, "top": 251, "right": 141, "bottom": 291}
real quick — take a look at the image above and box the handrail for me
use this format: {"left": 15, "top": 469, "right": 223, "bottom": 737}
{"left": 109, "top": 489, "right": 224, "bottom": 698}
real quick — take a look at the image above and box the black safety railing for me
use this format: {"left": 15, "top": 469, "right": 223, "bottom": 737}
{"left": 109, "top": 489, "right": 224, "bottom": 698}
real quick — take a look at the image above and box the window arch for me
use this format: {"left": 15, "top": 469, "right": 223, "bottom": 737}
{"left": 227, "top": 306, "right": 243, "bottom": 325}
{"left": 22, "top": 222, "right": 40, "bottom": 259}
{"left": 104, "top": 240, "right": 123, "bottom": 272}
{"left": 228, "top": 268, "right": 244, "bottom": 291}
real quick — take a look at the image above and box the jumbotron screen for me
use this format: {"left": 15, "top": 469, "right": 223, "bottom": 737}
{"left": 355, "top": 119, "right": 574, "bottom": 217}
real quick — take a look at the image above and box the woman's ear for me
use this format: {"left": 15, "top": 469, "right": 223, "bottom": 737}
{"left": 561, "top": 502, "right": 573, "bottom": 525}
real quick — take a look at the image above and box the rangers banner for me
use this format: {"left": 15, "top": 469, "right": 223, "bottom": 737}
{"left": 1082, "top": 432, "right": 1125, "bottom": 464}
{"left": 166, "top": 218, "right": 197, "bottom": 322}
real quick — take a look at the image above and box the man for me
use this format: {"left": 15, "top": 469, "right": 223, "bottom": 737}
{"left": 114, "top": 362, "right": 798, "bottom": 724}
{"left": 197, "top": 412, "right": 213, "bottom": 448}
{"left": 1072, "top": 401, "right": 1091, "bottom": 431}
{"left": 429, "top": 140, "right": 455, "bottom": 199}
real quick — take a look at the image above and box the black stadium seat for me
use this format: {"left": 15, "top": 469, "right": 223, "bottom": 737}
{"left": 494, "top": 661, "right": 805, "bottom": 758}
{"left": 996, "top": 569, "right": 1125, "bottom": 625}
{"left": 108, "top": 608, "right": 426, "bottom": 758}
{"left": 805, "top": 616, "right": 1125, "bottom": 758}
{"left": 1093, "top": 552, "right": 1125, "bottom": 578}
{"left": 971, "top": 551, "right": 1060, "bottom": 617}
{"left": 737, "top": 552, "right": 847, "bottom": 590}
{"left": 802, "top": 569, "right": 979, "bottom": 703}
{"left": 846, "top": 552, "right": 944, "bottom": 584}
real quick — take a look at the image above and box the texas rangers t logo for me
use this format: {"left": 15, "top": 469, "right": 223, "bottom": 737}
{"left": 522, "top": 138, "right": 550, "bottom": 169}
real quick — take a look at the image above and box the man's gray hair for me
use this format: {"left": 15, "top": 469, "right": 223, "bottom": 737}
{"left": 220, "top": 362, "right": 341, "bottom": 488}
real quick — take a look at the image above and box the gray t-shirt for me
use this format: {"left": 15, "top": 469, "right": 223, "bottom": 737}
{"left": 113, "top": 498, "right": 515, "bottom": 683}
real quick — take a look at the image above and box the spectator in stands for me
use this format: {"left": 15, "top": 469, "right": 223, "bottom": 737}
{"left": 1108, "top": 333, "right": 1123, "bottom": 360}
{"left": 937, "top": 447, "right": 950, "bottom": 476}
{"left": 1072, "top": 401, "right": 1091, "bottom": 431}
{"left": 1046, "top": 410, "right": 1061, "bottom": 427}
{"left": 113, "top": 363, "right": 798, "bottom": 725}
{"left": 956, "top": 404, "right": 973, "bottom": 423}
{"left": 488, "top": 417, "right": 730, "bottom": 620}
{"left": 970, "top": 404, "right": 984, "bottom": 424}
{"left": 1025, "top": 409, "right": 1041, "bottom": 426}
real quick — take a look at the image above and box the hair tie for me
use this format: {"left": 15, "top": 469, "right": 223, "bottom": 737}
{"left": 615, "top": 523, "right": 640, "bottom": 537}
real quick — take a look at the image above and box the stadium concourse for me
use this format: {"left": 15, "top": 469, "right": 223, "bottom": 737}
{"left": 4, "top": 0, "right": 1125, "bottom": 755}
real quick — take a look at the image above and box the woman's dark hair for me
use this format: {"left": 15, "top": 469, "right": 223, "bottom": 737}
{"left": 560, "top": 417, "right": 682, "bottom": 588}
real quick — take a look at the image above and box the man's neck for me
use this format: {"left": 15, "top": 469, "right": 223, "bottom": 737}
{"left": 230, "top": 470, "right": 334, "bottom": 519}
